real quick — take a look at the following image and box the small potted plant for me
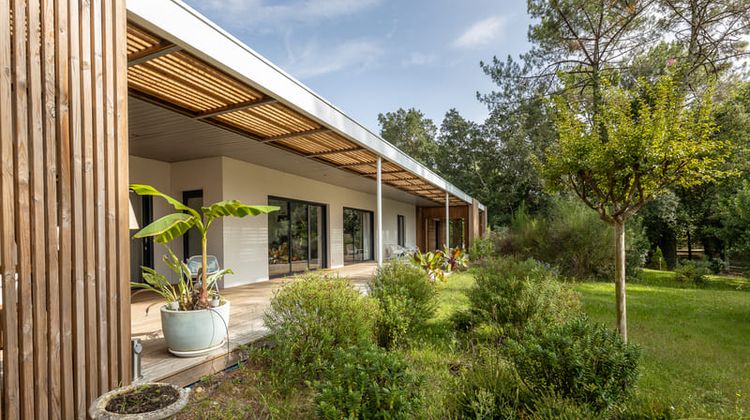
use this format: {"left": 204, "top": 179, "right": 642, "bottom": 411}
{"left": 130, "top": 184, "right": 278, "bottom": 357}
{"left": 89, "top": 382, "right": 189, "bottom": 419}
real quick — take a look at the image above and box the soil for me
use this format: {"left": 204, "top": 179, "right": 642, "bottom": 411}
{"left": 105, "top": 384, "right": 180, "bottom": 414}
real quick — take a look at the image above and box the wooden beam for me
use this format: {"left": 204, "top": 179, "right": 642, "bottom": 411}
{"left": 259, "top": 127, "right": 330, "bottom": 143}
{"left": 194, "top": 96, "right": 277, "bottom": 120}
{"left": 127, "top": 41, "right": 180, "bottom": 67}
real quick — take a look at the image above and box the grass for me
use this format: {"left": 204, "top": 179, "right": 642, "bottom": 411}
{"left": 576, "top": 269, "right": 750, "bottom": 418}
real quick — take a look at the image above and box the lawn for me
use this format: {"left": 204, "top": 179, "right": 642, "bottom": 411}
{"left": 575, "top": 270, "right": 750, "bottom": 418}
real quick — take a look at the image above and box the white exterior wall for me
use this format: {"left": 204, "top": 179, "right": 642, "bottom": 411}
{"left": 130, "top": 155, "right": 416, "bottom": 287}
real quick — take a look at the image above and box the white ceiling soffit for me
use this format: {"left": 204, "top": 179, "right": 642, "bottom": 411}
{"left": 126, "top": 0, "right": 476, "bottom": 206}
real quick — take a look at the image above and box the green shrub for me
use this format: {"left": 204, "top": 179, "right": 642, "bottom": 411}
{"left": 452, "top": 348, "right": 529, "bottom": 419}
{"left": 674, "top": 259, "right": 711, "bottom": 285}
{"left": 496, "top": 198, "right": 649, "bottom": 279}
{"left": 651, "top": 246, "right": 666, "bottom": 270}
{"left": 506, "top": 317, "right": 640, "bottom": 412}
{"left": 369, "top": 260, "right": 437, "bottom": 348}
{"left": 314, "top": 345, "right": 421, "bottom": 419}
{"left": 264, "top": 273, "right": 379, "bottom": 380}
{"left": 469, "top": 234, "right": 495, "bottom": 261}
{"left": 527, "top": 392, "right": 599, "bottom": 420}
{"left": 466, "top": 257, "right": 580, "bottom": 336}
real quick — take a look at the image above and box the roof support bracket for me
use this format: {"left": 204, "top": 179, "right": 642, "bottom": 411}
{"left": 128, "top": 41, "right": 181, "bottom": 66}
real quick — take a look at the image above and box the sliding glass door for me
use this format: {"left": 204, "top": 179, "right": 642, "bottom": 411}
{"left": 343, "top": 207, "right": 374, "bottom": 264}
{"left": 268, "top": 197, "right": 326, "bottom": 277}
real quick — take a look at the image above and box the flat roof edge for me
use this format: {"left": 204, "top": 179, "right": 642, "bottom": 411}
{"left": 126, "top": 0, "right": 476, "bottom": 205}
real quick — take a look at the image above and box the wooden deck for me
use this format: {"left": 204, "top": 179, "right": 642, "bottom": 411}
{"left": 130, "top": 263, "right": 377, "bottom": 386}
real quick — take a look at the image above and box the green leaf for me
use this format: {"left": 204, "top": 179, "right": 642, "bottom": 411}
{"left": 202, "top": 200, "right": 279, "bottom": 220}
{"left": 130, "top": 184, "right": 200, "bottom": 218}
{"left": 133, "top": 213, "right": 196, "bottom": 244}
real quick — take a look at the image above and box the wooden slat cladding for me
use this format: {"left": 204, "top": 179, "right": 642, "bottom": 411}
{"left": 0, "top": 1, "right": 131, "bottom": 419}
{"left": 126, "top": 23, "right": 447, "bottom": 205}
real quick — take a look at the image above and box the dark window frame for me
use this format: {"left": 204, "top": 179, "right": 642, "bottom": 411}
{"left": 343, "top": 207, "right": 375, "bottom": 265}
{"left": 182, "top": 189, "right": 203, "bottom": 262}
{"left": 268, "top": 196, "right": 328, "bottom": 278}
{"left": 397, "top": 214, "right": 405, "bottom": 247}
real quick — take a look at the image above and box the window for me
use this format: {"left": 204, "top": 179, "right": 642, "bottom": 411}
{"left": 182, "top": 190, "right": 203, "bottom": 261}
{"left": 397, "top": 215, "right": 405, "bottom": 247}
{"left": 343, "top": 208, "right": 374, "bottom": 264}
{"left": 129, "top": 192, "right": 153, "bottom": 283}
{"left": 268, "top": 197, "right": 327, "bottom": 277}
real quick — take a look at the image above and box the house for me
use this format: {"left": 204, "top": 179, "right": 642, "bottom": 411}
{"left": 0, "top": 0, "right": 487, "bottom": 418}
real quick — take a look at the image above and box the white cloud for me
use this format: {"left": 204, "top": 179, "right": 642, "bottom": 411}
{"left": 401, "top": 52, "right": 438, "bottom": 67}
{"left": 285, "top": 39, "right": 383, "bottom": 78}
{"left": 452, "top": 16, "right": 507, "bottom": 48}
{"left": 196, "top": 0, "right": 381, "bottom": 30}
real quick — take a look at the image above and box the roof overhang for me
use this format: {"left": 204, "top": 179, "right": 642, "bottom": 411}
{"left": 125, "top": 0, "right": 480, "bottom": 207}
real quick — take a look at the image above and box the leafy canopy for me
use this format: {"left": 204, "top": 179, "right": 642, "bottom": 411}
{"left": 542, "top": 75, "right": 730, "bottom": 224}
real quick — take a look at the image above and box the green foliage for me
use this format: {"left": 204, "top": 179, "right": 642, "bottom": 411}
{"left": 411, "top": 249, "right": 447, "bottom": 283}
{"left": 651, "top": 246, "right": 665, "bottom": 270}
{"left": 506, "top": 317, "right": 641, "bottom": 412}
{"left": 465, "top": 257, "right": 580, "bottom": 337}
{"left": 443, "top": 246, "right": 468, "bottom": 271}
{"left": 527, "top": 392, "right": 599, "bottom": 420}
{"left": 719, "top": 180, "right": 750, "bottom": 261}
{"left": 544, "top": 76, "right": 727, "bottom": 223}
{"left": 674, "top": 260, "right": 711, "bottom": 285}
{"left": 468, "top": 233, "right": 494, "bottom": 261}
{"left": 263, "top": 273, "right": 380, "bottom": 381}
{"left": 369, "top": 260, "right": 437, "bottom": 349}
{"left": 314, "top": 345, "right": 422, "bottom": 419}
{"left": 377, "top": 108, "right": 438, "bottom": 169}
{"left": 496, "top": 198, "right": 649, "bottom": 279}
{"left": 131, "top": 183, "right": 278, "bottom": 308}
{"left": 452, "top": 348, "right": 528, "bottom": 419}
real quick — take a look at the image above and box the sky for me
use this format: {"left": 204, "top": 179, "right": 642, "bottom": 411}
{"left": 182, "top": 0, "right": 533, "bottom": 132}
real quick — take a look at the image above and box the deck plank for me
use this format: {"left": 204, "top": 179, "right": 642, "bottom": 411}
{"left": 132, "top": 263, "right": 376, "bottom": 386}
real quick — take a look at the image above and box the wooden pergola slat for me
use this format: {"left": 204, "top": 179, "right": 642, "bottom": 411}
{"left": 259, "top": 127, "right": 330, "bottom": 143}
{"left": 195, "top": 96, "right": 277, "bottom": 119}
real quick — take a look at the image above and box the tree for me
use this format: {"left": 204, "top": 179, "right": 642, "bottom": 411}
{"left": 377, "top": 108, "right": 439, "bottom": 169}
{"left": 542, "top": 76, "right": 729, "bottom": 341}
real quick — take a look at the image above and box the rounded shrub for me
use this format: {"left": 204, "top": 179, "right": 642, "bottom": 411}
{"left": 369, "top": 260, "right": 437, "bottom": 348}
{"left": 466, "top": 256, "right": 581, "bottom": 336}
{"left": 674, "top": 259, "right": 711, "bottom": 285}
{"left": 314, "top": 345, "right": 422, "bottom": 419}
{"left": 452, "top": 348, "right": 529, "bottom": 419}
{"left": 505, "top": 317, "right": 640, "bottom": 412}
{"left": 264, "top": 273, "right": 380, "bottom": 380}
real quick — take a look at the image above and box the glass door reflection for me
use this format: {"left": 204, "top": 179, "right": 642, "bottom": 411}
{"left": 268, "top": 197, "right": 326, "bottom": 277}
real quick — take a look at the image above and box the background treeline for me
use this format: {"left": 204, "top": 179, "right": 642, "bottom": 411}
{"left": 377, "top": 0, "right": 750, "bottom": 274}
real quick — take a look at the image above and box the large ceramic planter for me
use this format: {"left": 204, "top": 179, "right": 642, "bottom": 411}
{"left": 88, "top": 382, "right": 190, "bottom": 420}
{"left": 160, "top": 300, "right": 230, "bottom": 357}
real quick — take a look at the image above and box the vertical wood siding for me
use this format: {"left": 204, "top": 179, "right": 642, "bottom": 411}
{"left": 0, "top": 0, "right": 130, "bottom": 418}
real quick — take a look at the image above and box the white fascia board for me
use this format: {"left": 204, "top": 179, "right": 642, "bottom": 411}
{"left": 126, "top": 0, "right": 475, "bottom": 205}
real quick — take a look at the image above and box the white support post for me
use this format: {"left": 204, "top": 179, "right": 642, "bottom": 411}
{"left": 376, "top": 157, "right": 383, "bottom": 266}
{"left": 445, "top": 191, "right": 450, "bottom": 249}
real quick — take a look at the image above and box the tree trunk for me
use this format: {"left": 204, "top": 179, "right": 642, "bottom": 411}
{"left": 614, "top": 220, "right": 627, "bottom": 343}
{"left": 687, "top": 229, "right": 693, "bottom": 260}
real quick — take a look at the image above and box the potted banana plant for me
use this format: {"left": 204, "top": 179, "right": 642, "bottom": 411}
{"left": 130, "top": 184, "right": 278, "bottom": 357}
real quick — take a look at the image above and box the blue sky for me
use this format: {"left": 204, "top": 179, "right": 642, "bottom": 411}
{"left": 183, "top": 0, "right": 532, "bottom": 132}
